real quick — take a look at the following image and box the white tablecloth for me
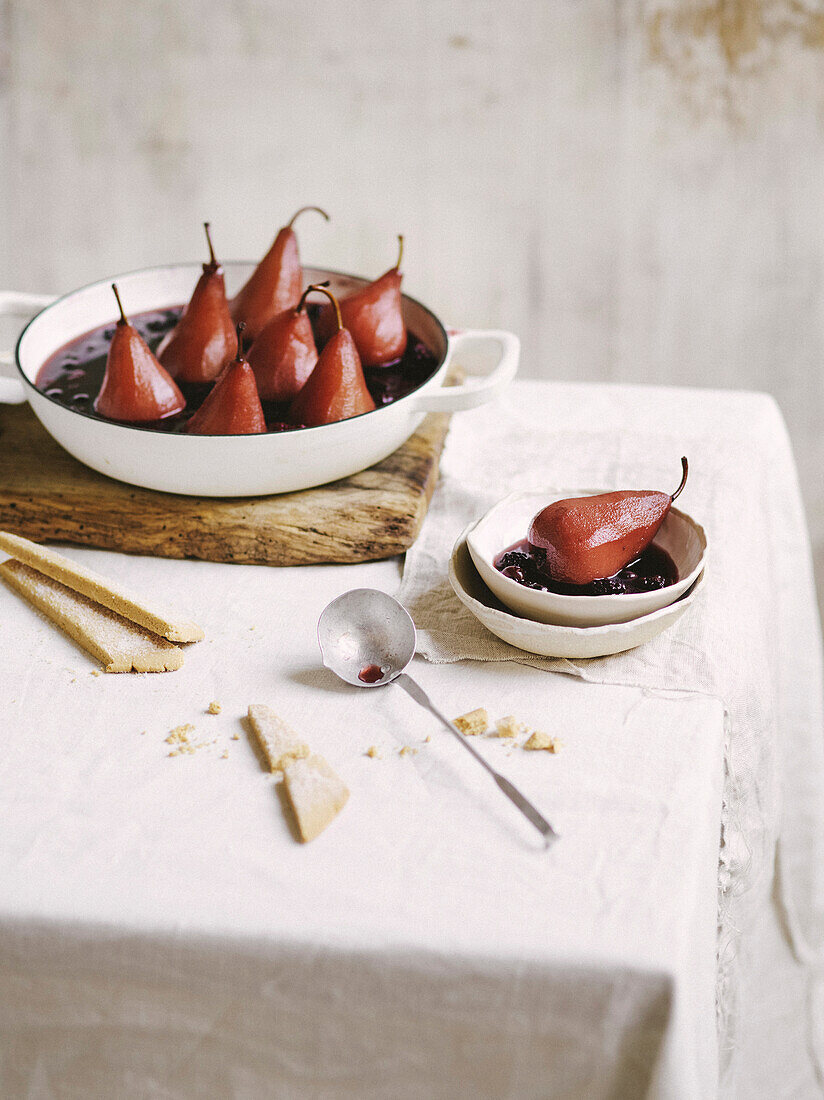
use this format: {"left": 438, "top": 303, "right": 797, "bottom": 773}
{"left": 0, "top": 381, "right": 821, "bottom": 1098}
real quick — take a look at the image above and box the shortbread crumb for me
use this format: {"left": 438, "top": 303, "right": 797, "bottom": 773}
{"left": 524, "top": 730, "right": 560, "bottom": 753}
{"left": 166, "top": 723, "right": 198, "bottom": 756}
{"left": 366, "top": 746, "right": 380, "bottom": 758}
{"left": 453, "top": 708, "right": 488, "bottom": 736}
{"left": 495, "top": 715, "right": 523, "bottom": 738}
{"left": 90, "top": 669, "right": 101, "bottom": 677}
{"left": 399, "top": 745, "right": 417, "bottom": 757}
{"left": 220, "top": 750, "right": 229, "bottom": 759}
{"left": 166, "top": 723, "right": 196, "bottom": 742}
{"left": 230, "top": 733, "right": 240, "bottom": 741}
{"left": 164, "top": 723, "right": 216, "bottom": 757}
{"left": 207, "top": 701, "right": 222, "bottom": 715}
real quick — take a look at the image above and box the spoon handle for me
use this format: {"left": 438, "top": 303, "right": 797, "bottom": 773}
{"left": 394, "top": 673, "right": 558, "bottom": 846}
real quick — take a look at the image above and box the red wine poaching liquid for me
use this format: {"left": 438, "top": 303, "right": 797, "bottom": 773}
{"left": 36, "top": 303, "right": 440, "bottom": 433}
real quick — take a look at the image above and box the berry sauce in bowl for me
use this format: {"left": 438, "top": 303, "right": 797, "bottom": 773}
{"left": 494, "top": 539, "right": 678, "bottom": 596}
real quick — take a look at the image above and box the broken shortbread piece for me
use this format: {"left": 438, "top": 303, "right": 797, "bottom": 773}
{"left": 0, "top": 559, "right": 183, "bottom": 673}
{"left": 524, "top": 730, "right": 560, "bottom": 753}
{"left": 0, "top": 531, "right": 203, "bottom": 642}
{"left": 453, "top": 708, "right": 489, "bottom": 736}
{"left": 247, "top": 705, "right": 349, "bottom": 841}
{"left": 495, "top": 715, "right": 523, "bottom": 738}
{"left": 247, "top": 704, "right": 310, "bottom": 773}
{"left": 283, "top": 753, "right": 349, "bottom": 842}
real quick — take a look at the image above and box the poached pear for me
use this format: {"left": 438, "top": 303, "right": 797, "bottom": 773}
{"left": 288, "top": 285, "right": 375, "bottom": 427}
{"left": 157, "top": 222, "right": 236, "bottom": 383}
{"left": 94, "top": 284, "right": 185, "bottom": 422}
{"left": 527, "top": 458, "right": 689, "bottom": 585}
{"left": 317, "top": 235, "right": 407, "bottom": 367}
{"left": 186, "top": 323, "right": 266, "bottom": 435}
{"left": 247, "top": 282, "right": 322, "bottom": 402}
{"left": 230, "top": 205, "right": 329, "bottom": 341}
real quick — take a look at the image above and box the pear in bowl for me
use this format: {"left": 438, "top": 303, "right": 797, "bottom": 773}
{"left": 466, "top": 484, "right": 707, "bottom": 628}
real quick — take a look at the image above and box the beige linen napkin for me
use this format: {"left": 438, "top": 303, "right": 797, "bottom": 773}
{"left": 398, "top": 381, "right": 824, "bottom": 1088}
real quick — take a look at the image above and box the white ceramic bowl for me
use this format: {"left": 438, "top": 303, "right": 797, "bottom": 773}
{"left": 0, "top": 268, "right": 519, "bottom": 498}
{"left": 450, "top": 528, "right": 705, "bottom": 658}
{"left": 466, "top": 490, "right": 707, "bottom": 627}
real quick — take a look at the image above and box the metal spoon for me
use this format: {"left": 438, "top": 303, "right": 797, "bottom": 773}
{"left": 318, "top": 588, "right": 558, "bottom": 846}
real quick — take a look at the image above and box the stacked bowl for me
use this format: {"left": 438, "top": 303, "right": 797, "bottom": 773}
{"left": 450, "top": 489, "right": 707, "bottom": 659}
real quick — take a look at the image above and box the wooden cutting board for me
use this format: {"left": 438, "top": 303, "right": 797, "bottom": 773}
{"left": 0, "top": 403, "right": 452, "bottom": 565}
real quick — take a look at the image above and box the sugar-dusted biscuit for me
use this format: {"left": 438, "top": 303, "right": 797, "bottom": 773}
{"left": 453, "top": 708, "right": 489, "bottom": 736}
{"left": 283, "top": 753, "right": 349, "bottom": 842}
{"left": 0, "top": 531, "right": 203, "bottom": 642}
{"left": 0, "top": 559, "right": 183, "bottom": 673}
{"left": 247, "top": 704, "right": 309, "bottom": 773}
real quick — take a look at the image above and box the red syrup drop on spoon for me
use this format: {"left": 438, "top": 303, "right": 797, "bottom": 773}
{"left": 358, "top": 663, "right": 384, "bottom": 684}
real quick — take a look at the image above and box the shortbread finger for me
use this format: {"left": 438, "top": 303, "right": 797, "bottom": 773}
{"left": 0, "top": 531, "right": 203, "bottom": 643}
{"left": 247, "top": 704, "right": 309, "bottom": 772}
{"left": 283, "top": 753, "right": 349, "bottom": 842}
{"left": 0, "top": 559, "right": 183, "bottom": 673}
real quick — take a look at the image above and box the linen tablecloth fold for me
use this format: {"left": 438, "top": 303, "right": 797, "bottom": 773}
{"left": 397, "top": 381, "right": 824, "bottom": 1090}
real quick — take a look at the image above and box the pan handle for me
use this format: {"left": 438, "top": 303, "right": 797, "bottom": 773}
{"left": 409, "top": 328, "right": 520, "bottom": 414}
{"left": 0, "top": 292, "right": 55, "bottom": 403}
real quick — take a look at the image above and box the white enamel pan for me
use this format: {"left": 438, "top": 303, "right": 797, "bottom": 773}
{"left": 0, "top": 264, "right": 519, "bottom": 497}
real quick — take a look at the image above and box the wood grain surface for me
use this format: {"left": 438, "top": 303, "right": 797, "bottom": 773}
{"left": 0, "top": 403, "right": 452, "bottom": 565}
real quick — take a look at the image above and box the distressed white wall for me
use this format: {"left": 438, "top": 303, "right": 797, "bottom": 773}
{"left": 2, "top": 0, "right": 823, "bottom": 617}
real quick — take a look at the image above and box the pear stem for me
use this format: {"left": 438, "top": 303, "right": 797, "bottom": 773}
{"left": 296, "top": 280, "right": 330, "bottom": 315}
{"left": 395, "top": 233, "right": 404, "bottom": 272}
{"left": 671, "top": 457, "right": 689, "bottom": 501}
{"left": 203, "top": 221, "right": 217, "bottom": 267}
{"left": 235, "top": 321, "right": 246, "bottom": 360}
{"left": 112, "top": 284, "right": 128, "bottom": 326}
{"left": 287, "top": 205, "right": 330, "bottom": 229}
{"left": 307, "top": 283, "right": 342, "bottom": 332}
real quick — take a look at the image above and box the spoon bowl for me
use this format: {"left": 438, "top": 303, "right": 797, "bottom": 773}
{"left": 318, "top": 588, "right": 416, "bottom": 687}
